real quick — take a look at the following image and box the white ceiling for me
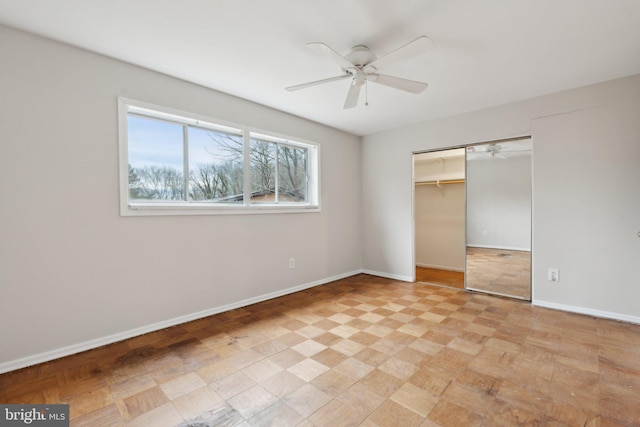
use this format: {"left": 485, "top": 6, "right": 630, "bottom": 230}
{"left": 1, "top": 0, "right": 640, "bottom": 136}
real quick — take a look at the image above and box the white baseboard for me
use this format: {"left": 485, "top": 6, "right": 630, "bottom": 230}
{"left": 415, "top": 263, "right": 465, "bottom": 273}
{"left": 0, "top": 270, "right": 363, "bottom": 375}
{"left": 533, "top": 300, "right": 640, "bottom": 325}
{"left": 362, "top": 269, "right": 413, "bottom": 283}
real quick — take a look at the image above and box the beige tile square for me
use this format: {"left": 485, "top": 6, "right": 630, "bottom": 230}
{"left": 310, "top": 370, "right": 356, "bottom": 397}
{"left": 109, "top": 374, "right": 156, "bottom": 401}
{"left": 283, "top": 383, "right": 332, "bottom": 417}
{"left": 227, "top": 384, "right": 278, "bottom": 419}
{"left": 159, "top": 372, "right": 206, "bottom": 400}
{"left": 331, "top": 339, "right": 366, "bottom": 356}
{"left": 71, "top": 404, "right": 125, "bottom": 427}
{"left": 330, "top": 325, "right": 360, "bottom": 338}
{"left": 126, "top": 402, "right": 183, "bottom": 427}
{"left": 427, "top": 399, "right": 482, "bottom": 427}
{"left": 297, "top": 325, "right": 325, "bottom": 339}
{"left": 364, "top": 324, "right": 393, "bottom": 338}
{"left": 287, "top": 358, "right": 330, "bottom": 382}
{"left": 419, "top": 312, "right": 446, "bottom": 323}
{"left": 119, "top": 386, "right": 167, "bottom": 420}
{"left": 358, "top": 369, "right": 403, "bottom": 398}
{"left": 260, "top": 370, "right": 306, "bottom": 398}
{"left": 353, "top": 348, "right": 389, "bottom": 367}
{"left": 210, "top": 370, "right": 256, "bottom": 399}
{"left": 360, "top": 312, "right": 385, "bottom": 323}
{"left": 486, "top": 337, "right": 522, "bottom": 353}
{"left": 336, "top": 382, "right": 385, "bottom": 417}
{"left": 447, "top": 337, "right": 483, "bottom": 355}
{"left": 268, "top": 348, "right": 306, "bottom": 369}
{"left": 292, "top": 339, "right": 328, "bottom": 357}
{"left": 408, "top": 338, "right": 444, "bottom": 356}
{"left": 171, "top": 386, "right": 224, "bottom": 420}
{"left": 308, "top": 399, "right": 362, "bottom": 427}
{"left": 398, "top": 322, "right": 429, "bottom": 337}
{"left": 311, "top": 348, "right": 348, "bottom": 368}
{"left": 328, "top": 313, "right": 355, "bottom": 324}
{"left": 242, "top": 358, "right": 283, "bottom": 382}
{"left": 390, "top": 382, "right": 438, "bottom": 417}
{"left": 334, "top": 358, "right": 374, "bottom": 380}
{"left": 246, "top": 401, "right": 304, "bottom": 427}
{"left": 378, "top": 358, "right": 419, "bottom": 381}
{"left": 370, "top": 338, "right": 401, "bottom": 356}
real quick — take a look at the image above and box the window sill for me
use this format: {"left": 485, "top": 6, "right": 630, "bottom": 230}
{"left": 122, "top": 203, "right": 321, "bottom": 216}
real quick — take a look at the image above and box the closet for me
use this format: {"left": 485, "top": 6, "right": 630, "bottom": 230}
{"left": 413, "top": 138, "right": 532, "bottom": 300}
{"left": 413, "top": 148, "right": 465, "bottom": 288}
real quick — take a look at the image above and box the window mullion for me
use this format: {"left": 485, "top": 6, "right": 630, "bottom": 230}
{"left": 274, "top": 143, "right": 279, "bottom": 204}
{"left": 243, "top": 131, "right": 251, "bottom": 206}
{"left": 183, "top": 125, "right": 189, "bottom": 201}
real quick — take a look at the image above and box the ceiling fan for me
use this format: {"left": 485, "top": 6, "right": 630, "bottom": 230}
{"left": 467, "top": 143, "right": 531, "bottom": 160}
{"left": 285, "top": 36, "right": 433, "bottom": 109}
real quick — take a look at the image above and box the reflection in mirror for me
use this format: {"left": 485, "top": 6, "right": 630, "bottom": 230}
{"left": 465, "top": 138, "right": 532, "bottom": 300}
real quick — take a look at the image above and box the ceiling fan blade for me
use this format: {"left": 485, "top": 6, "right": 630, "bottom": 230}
{"left": 369, "top": 74, "right": 428, "bottom": 94}
{"left": 306, "top": 42, "right": 356, "bottom": 70}
{"left": 285, "top": 74, "right": 351, "bottom": 91}
{"left": 343, "top": 82, "right": 361, "bottom": 109}
{"left": 368, "top": 36, "right": 433, "bottom": 70}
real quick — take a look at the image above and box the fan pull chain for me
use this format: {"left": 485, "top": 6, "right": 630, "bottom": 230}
{"left": 365, "top": 79, "right": 369, "bottom": 106}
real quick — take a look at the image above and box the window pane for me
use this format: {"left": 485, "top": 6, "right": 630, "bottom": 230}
{"left": 188, "top": 126, "right": 244, "bottom": 203}
{"left": 250, "top": 139, "right": 276, "bottom": 203}
{"left": 278, "top": 145, "right": 307, "bottom": 202}
{"left": 128, "top": 115, "right": 185, "bottom": 200}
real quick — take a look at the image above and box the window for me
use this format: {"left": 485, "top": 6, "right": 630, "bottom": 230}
{"left": 119, "top": 98, "right": 320, "bottom": 215}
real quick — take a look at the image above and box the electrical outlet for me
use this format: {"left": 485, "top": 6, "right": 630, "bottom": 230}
{"left": 483, "top": 230, "right": 488, "bottom": 236}
{"left": 289, "top": 258, "right": 295, "bottom": 269}
{"left": 548, "top": 268, "right": 559, "bottom": 282}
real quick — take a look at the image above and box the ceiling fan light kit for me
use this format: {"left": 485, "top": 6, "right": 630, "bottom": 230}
{"left": 286, "top": 36, "right": 433, "bottom": 109}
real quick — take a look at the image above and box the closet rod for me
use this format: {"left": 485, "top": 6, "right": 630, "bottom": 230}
{"left": 415, "top": 179, "right": 465, "bottom": 186}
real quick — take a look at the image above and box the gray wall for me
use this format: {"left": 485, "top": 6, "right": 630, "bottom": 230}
{"left": 363, "top": 74, "right": 640, "bottom": 322}
{"left": 0, "top": 25, "right": 362, "bottom": 371}
{"left": 414, "top": 184, "right": 465, "bottom": 271}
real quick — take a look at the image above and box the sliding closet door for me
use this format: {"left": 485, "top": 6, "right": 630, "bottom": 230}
{"left": 465, "top": 138, "right": 532, "bottom": 300}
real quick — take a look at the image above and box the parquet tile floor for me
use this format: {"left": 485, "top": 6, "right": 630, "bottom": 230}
{"left": 2, "top": 274, "right": 640, "bottom": 426}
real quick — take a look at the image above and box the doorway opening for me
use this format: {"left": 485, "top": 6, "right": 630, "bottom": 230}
{"left": 413, "top": 148, "right": 466, "bottom": 289}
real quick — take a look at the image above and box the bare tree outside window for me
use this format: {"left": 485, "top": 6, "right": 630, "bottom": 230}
{"left": 250, "top": 139, "right": 277, "bottom": 203}
{"left": 278, "top": 145, "right": 307, "bottom": 202}
{"left": 131, "top": 165, "right": 185, "bottom": 200}
{"left": 188, "top": 128, "right": 243, "bottom": 202}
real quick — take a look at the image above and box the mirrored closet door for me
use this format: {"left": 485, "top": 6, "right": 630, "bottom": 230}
{"left": 465, "top": 137, "right": 532, "bottom": 300}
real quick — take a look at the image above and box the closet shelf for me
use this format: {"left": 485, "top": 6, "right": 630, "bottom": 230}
{"left": 415, "top": 179, "right": 465, "bottom": 186}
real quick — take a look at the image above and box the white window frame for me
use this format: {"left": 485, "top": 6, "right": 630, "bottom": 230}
{"left": 118, "top": 97, "right": 321, "bottom": 216}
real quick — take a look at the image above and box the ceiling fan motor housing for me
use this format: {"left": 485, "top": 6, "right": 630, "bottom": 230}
{"left": 345, "top": 45, "right": 377, "bottom": 68}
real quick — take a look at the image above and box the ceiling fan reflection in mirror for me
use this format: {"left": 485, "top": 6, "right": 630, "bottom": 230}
{"left": 466, "top": 142, "right": 532, "bottom": 160}
{"left": 285, "top": 36, "right": 433, "bottom": 109}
